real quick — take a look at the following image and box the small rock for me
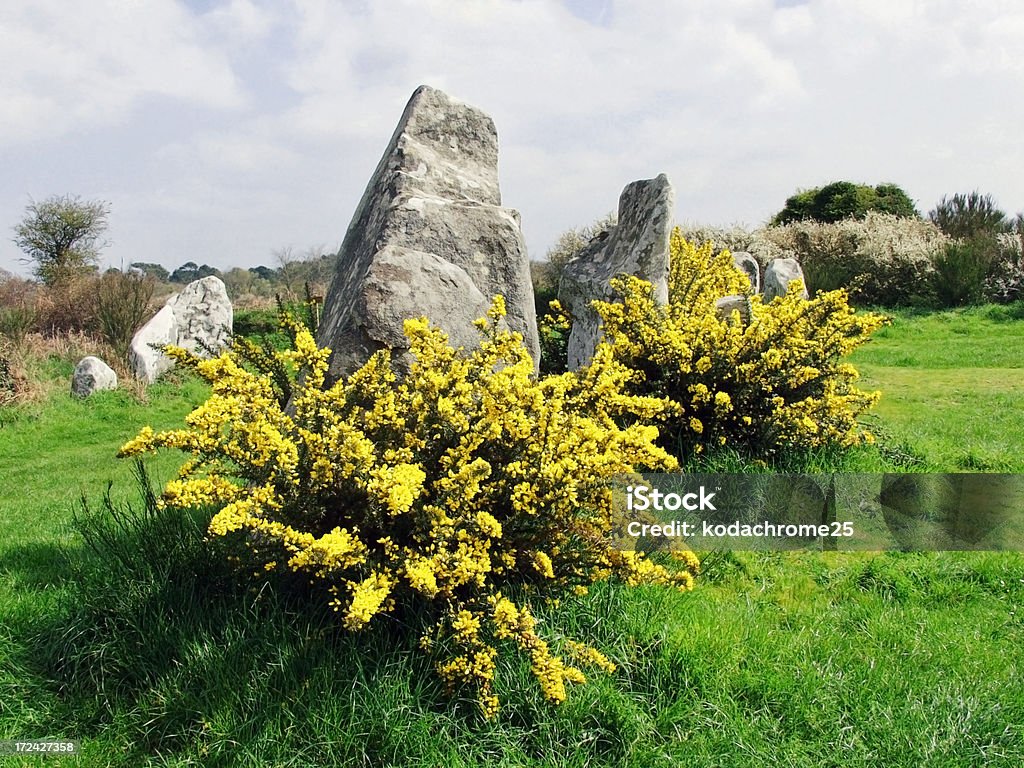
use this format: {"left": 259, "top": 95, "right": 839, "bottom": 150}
{"left": 72, "top": 356, "right": 117, "bottom": 397}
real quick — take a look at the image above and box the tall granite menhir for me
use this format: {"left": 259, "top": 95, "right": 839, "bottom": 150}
{"left": 558, "top": 174, "right": 674, "bottom": 370}
{"left": 318, "top": 85, "right": 539, "bottom": 378}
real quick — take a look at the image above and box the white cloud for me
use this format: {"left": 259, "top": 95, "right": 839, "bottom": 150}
{"left": 3, "top": 0, "right": 1024, "bottom": 278}
{"left": 0, "top": 0, "right": 246, "bottom": 146}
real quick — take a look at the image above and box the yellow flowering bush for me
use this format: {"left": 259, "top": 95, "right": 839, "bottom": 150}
{"left": 119, "top": 298, "right": 698, "bottom": 717}
{"left": 593, "top": 230, "right": 888, "bottom": 458}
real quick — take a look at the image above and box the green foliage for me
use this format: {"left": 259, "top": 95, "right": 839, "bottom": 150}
{"left": 169, "top": 261, "right": 220, "bottom": 284}
{"left": 773, "top": 181, "right": 918, "bottom": 225}
{"left": 763, "top": 213, "right": 946, "bottom": 305}
{"left": 928, "top": 191, "right": 1010, "bottom": 239}
{"left": 537, "top": 299, "right": 571, "bottom": 375}
{"left": 932, "top": 239, "right": 998, "bottom": 307}
{"left": 129, "top": 262, "right": 169, "bottom": 282}
{"left": 119, "top": 298, "right": 696, "bottom": 716}
{"left": 595, "top": 232, "right": 888, "bottom": 460}
{"left": 12, "top": 194, "right": 110, "bottom": 285}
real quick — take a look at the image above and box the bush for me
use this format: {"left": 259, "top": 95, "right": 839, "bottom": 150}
{"left": 772, "top": 181, "right": 918, "bottom": 225}
{"left": 929, "top": 192, "right": 1010, "bottom": 240}
{"left": 593, "top": 231, "right": 888, "bottom": 460}
{"left": 532, "top": 213, "right": 617, "bottom": 315}
{"left": 985, "top": 231, "right": 1024, "bottom": 303}
{"left": 932, "top": 238, "right": 1000, "bottom": 307}
{"left": 0, "top": 345, "right": 15, "bottom": 405}
{"left": 33, "top": 276, "right": 100, "bottom": 335}
{"left": 95, "top": 270, "right": 156, "bottom": 359}
{"left": 763, "top": 213, "right": 947, "bottom": 305}
{"left": 118, "top": 298, "right": 698, "bottom": 717}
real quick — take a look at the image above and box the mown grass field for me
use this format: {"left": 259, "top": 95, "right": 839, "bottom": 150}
{"left": 0, "top": 306, "right": 1022, "bottom": 767}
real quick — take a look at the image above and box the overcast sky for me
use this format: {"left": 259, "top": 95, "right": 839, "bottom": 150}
{"left": 1, "top": 0, "right": 1021, "bottom": 277}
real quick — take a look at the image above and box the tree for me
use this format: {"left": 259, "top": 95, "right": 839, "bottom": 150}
{"left": 928, "top": 191, "right": 1010, "bottom": 239}
{"left": 772, "top": 181, "right": 918, "bottom": 225}
{"left": 169, "top": 261, "right": 220, "bottom": 284}
{"left": 129, "top": 262, "right": 169, "bottom": 282}
{"left": 13, "top": 195, "right": 110, "bottom": 285}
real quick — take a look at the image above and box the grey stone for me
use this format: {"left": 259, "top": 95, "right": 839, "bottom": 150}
{"left": 732, "top": 251, "right": 760, "bottom": 293}
{"left": 317, "top": 85, "right": 539, "bottom": 379}
{"left": 71, "top": 356, "right": 117, "bottom": 397}
{"left": 558, "top": 174, "right": 674, "bottom": 370}
{"left": 168, "top": 275, "right": 233, "bottom": 356}
{"left": 715, "top": 295, "right": 752, "bottom": 326}
{"left": 764, "top": 257, "right": 809, "bottom": 302}
{"left": 129, "top": 276, "right": 233, "bottom": 383}
{"left": 129, "top": 304, "right": 177, "bottom": 383}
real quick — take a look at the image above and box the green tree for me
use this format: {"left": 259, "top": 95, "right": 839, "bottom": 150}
{"left": 13, "top": 195, "right": 110, "bottom": 285}
{"left": 928, "top": 191, "right": 1010, "bottom": 239}
{"left": 129, "top": 262, "right": 169, "bottom": 282}
{"left": 773, "top": 181, "right": 918, "bottom": 225}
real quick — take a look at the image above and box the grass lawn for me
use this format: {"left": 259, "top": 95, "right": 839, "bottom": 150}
{"left": 849, "top": 304, "right": 1024, "bottom": 471}
{"left": 0, "top": 307, "right": 1023, "bottom": 766}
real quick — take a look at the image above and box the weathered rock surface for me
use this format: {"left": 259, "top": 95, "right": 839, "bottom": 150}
{"left": 764, "top": 257, "right": 809, "bottom": 302}
{"left": 71, "top": 356, "right": 117, "bottom": 397}
{"left": 317, "top": 85, "right": 539, "bottom": 378}
{"left": 129, "top": 276, "right": 233, "bottom": 383}
{"left": 558, "top": 174, "right": 674, "bottom": 370}
{"left": 715, "top": 295, "right": 752, "bottom": 326}
{"left": 732, "top": 251, "right": 760, "bottom": 293}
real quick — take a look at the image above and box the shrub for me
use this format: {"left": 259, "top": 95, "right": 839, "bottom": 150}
{"left": 932, "top": 238, "right": 1002, "bottom": 307}
{"left": 593, "top": 231, "right": 887, "bottom": 460}
{"left": 33, "top": 276, "right": 100, "bottom": 335}
{"left": 95, "top": 270, "right": 156, "bottom": 359}
{"left": 0, "top": 345, "right": 15, "bottom": 406}
{"left": 985, "top": 231, "right": 1024, "bottom": 303}
{"left": 532, "top": 212, "right": 617, "bottom": 315}
{"left": 537, "top": 299, "right": 570, "bottom": 375}
{"left": 118, "top": 298, "right": 698, "bottom": 717}
{"left": 929, "top": 192, "right": 1010, "bottom": 240}
{"left": 763, "top": 213, "right": 946, "bottom": 305}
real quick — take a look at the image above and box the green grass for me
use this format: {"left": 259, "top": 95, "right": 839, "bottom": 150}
{"left": 1, "top": 309, "right": 1023, "bottom": 766}
{"left": 849, "top": 303, "right": 1024, "bottom": 471}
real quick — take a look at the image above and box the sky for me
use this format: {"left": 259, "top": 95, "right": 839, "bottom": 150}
{"left": 1, "top": 0, "right": 1022, "bottom": 277}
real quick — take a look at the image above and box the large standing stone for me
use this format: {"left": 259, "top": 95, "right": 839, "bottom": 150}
{"left": 558, "top": 174, "right": 674, "bottom": 370}
{"left": 71, "top": 356, "right": 117, "bottom": 397}
{"left": 129, "top": 276, "right": 233, "bottom": 383}
{"left": 764, "top": 257, "right": 810, "bottom": 302}
{"left": 317, "top": 85, "right": 539, "bottom": 378}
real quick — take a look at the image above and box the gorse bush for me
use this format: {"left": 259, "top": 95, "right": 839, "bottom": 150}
{"left": 119, "top": 298, "right": 698, "bottom": 717}
{"left": 594, "top": 231, "right": 887, "bottom": 459}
